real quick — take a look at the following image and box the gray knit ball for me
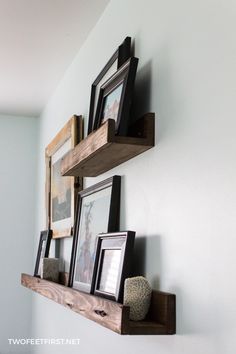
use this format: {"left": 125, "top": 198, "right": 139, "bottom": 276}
{"left": 124, "top": 276, "right": 152, "bottom": 321}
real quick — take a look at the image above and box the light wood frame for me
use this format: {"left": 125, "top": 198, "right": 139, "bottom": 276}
{"left": 45, "top": 115, "right": 83, "bottom": 239}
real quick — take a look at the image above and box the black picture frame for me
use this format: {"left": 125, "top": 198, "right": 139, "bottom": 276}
{"left": 69, "top": 176, "right": 121, "bottom": 293}
{"left": 34, "top": 229, "right": 52, "bottom": 277}
{"left": 91, "top": 231, "right": 135, "bottom": 302}
{"left": 87, "top": 37, "right": 131, "bottom": 136}
{"left": 94, "top": 57, "right": 138, "bottom": 136}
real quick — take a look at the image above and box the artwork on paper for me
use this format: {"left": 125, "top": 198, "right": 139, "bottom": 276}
{"left": 51, "top": 158, "right": 71, "bottom": 222}
{"left": 74, "top": 187, "right": 112, "bottom": 285}
{"left": 50, "top": 138, "right": 72, "bottom": 232}
{"left": 102, "top": 83, "right": 123, "bottom": 123}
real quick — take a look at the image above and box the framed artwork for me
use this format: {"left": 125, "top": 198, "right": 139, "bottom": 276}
{"left": 87, "top": 37, "right": 131, "bottom": 135}
{"left": 69, "top": 175, "right": 121, "bottom": 293}
{"left": 34, "top": 229, "right": 52, "bottom": 277}
{"left": 94, "top": 57, "right": 138, "bottom": 136}
{"left": 91, "top": 231, "right": 135, "bottom": 302}
{"left": 45, "top": 115, "right": 83, "bottom": 239}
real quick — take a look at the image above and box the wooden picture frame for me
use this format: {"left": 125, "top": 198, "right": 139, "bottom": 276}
{"left": 45, "top": 115, "right": 83, "bottom": 239}
{"left": 69, "top": 176, "right": 121, "bottom": 293}
{"left": 91, "top": 231, "right": 135, "bottom": 302}
{"left": 34, "top": 229, "right": 52, "bottom": 277}
{"left": 94, "top": 57, "right": 138, "bottom": 136}
{"left": 87, "top": 37, "right": 131, "bottom": 136}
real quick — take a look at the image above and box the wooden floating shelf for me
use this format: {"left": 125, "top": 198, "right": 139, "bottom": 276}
{"left": 21, "top": 273, "right": 175, "bottom": 335}
{"left": 61, "top": 113, "right": 155, "bottom": 177}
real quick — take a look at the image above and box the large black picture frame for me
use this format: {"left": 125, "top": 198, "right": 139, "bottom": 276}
{"left": 34, "top": 229, "right": 52, "bottom": 277}
{"left": 69, "top": 176, "right": 121, "bottom": 293}
{"left": 91, "top": 231, "right": 135, "bottom": 302}
{"left": 94, "top": 57, "right": 138, "bottom": 136}
{"left": 87, "top": 37, "right": 131, "bottom": 135}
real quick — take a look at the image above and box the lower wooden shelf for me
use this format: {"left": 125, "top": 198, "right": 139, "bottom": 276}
{"left": 21, "top": 273, "right": 176, "bottom": 335}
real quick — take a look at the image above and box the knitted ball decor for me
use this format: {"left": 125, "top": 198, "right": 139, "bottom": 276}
{"left": 124, "top": 276, "right": 152, "bottom": 321}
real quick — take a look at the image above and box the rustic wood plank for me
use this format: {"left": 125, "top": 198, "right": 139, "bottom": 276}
{"left": 21, "top": 273, "right": 128, "bottom": 334}
{"left": 128, "top": 321, "right": 167, "bottom": 335}
{"left": 148, "top": 290, "right": 176, "bottom": 334}
{"left": 21, "top": 274, "right": 176, "bottom": 335}
{"left": 122, "top": 290, "right": 176, "bottom": 335}
{"left": 130, "top": 291, "right": 176, "bottom": 335}
{"left": 61, "top": 113, "right": 155, "bottom": 177}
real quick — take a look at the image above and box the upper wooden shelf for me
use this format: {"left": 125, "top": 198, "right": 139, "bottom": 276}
{"left": 61, "top": 113, "right": 155, "bottom": 177}
{"left": 21, "top": 273, "right": 175, "bottom": 335}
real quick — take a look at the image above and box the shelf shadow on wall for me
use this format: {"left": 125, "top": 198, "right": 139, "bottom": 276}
{"left": 130, "top": 60, "right": 152, "bottom": 126}
{"left": 132, "top": 234, "right": 161, "bottom": 291}
{"left": 132, "top": 236, "right": 146, "bottom": 276}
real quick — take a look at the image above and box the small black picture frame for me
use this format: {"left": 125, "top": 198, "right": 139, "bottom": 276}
{"left": 34, "top": 229, "right": 52, "bottom": 277}
{"left": 91, "top": 231, "right": 135, "bottom": 302}
{"left": 69, "top": 176, "right": 121, "bottom": 293}
{"left": 94, "top": 57, "right": 138, "bottom": 136}
{"left": 87, "top": 37, "right": 131, "bottom": 136}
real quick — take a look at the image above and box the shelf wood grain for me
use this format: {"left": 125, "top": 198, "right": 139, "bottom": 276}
{"left": 61, "top": 113, "right": 155, "bottom": 177}
{"left": 21, "top": 273, "right": 175, "bottom": 335}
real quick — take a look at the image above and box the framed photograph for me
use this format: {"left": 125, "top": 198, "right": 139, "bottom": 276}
{"left": 34, "top": 229, "right": 52, "bottom": 277}
{"left": 94, "top": 57, "right": 138, "bottom": 136}
{"left": 45, "top": 115, "right": 83, "bottom": 239}
{"left": 91, "top": 231, "right": 135, "bottom": 302}
{"left": 87, "top": 37, "right": 131, "bottom": 135}
{"left": 69, "top": 176, "right": 121, "bottom": 293}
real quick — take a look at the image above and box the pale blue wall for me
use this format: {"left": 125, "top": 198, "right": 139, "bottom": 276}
{"left": 31, "top": 0, "right": 236, "bottom": 353}
{"left": 0, "top": 115, "right": 38, "bottom": 354}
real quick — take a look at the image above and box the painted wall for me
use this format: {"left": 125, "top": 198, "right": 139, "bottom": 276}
{"left": 32, "top": 0, "right": 236, "bottom": 353}
{"left": 0, "top": 115, "right": 37, "bottom": 354}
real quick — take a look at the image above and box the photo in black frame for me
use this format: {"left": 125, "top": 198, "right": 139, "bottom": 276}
{"left": 34, "top": 229, "right": 52, "bottom": 277}
{"left": 69, "top": 176, "right": 121, "bottom": 293}
{"left": 94, "top": 57, "right": 139, "bottom": 136}
{"left": 91, "top": 231, "right": 135, "bottom": 302}
{"left": 87, "top": 37, "right": 131, "bottom": 136}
